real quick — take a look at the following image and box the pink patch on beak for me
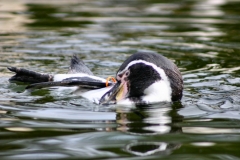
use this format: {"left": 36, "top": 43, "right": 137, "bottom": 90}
{"left": 116, "top": 72, "right": 129, "bottom": 102}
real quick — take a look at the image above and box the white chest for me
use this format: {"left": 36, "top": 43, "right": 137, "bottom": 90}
{"left": 142, "top": 80, "right": 172, "bottom": 103}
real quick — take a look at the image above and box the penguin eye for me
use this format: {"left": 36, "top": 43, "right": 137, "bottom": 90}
{"left": 125, "top": 70, "right": 130, "bottom": 77}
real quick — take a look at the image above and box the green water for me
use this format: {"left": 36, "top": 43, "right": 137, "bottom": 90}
{"left": 1, "top": 0, "right": 240, "bottom": 159}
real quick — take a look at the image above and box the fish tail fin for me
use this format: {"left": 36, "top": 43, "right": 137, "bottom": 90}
{"left": 7, "top": 67, "right": 53, "bottom": 83}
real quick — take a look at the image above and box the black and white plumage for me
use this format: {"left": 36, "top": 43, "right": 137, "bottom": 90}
{"left": 99, "top": 52, "right": 183, "bottom": 105}
{"left": 8, "top": 52, "right": 183, "bottom": 105}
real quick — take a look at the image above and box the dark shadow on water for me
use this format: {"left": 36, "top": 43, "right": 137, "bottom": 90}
{"left": 25, "top": 4, "right": 94, "bottom": 28}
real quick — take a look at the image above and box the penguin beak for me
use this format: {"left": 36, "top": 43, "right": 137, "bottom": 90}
{"left": 99, "top": 81, "right": 128, "bottom": 105}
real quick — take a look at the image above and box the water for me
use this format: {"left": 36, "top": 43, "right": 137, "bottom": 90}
{"left": 1, "top": 0, "right": 240, "bottom": 159}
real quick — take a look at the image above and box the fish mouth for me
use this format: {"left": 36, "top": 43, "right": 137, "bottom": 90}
{"left": 99, "top": 81, "right": 128, "bottom": 105}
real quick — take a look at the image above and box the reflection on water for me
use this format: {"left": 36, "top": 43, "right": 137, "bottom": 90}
{"left": 116, "top": 103, "right": 181, "bottom": 135}
{"left": 1, "top": 0, "right": 240, "bottom": 159}
{"left": 125, "top": 141, "right": 180, "bottom": 157}
{"left": 117, "top": 104, "right": 182, "bottom": 157}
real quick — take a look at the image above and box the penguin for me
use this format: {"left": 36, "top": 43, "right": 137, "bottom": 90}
{"left": 8, "top": 52, "right": 183, "bottom": 105}
{"left": 99, "top": 52, "right": 183, "bottom": 105}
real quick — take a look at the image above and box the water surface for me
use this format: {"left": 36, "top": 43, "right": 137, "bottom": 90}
{"left": 1, "top": 0, "right": 240, "bottom": 159}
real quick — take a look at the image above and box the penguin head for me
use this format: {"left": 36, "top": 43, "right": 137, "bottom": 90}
{"left": 99, "top": 52, "right": 183, "bottom": 105}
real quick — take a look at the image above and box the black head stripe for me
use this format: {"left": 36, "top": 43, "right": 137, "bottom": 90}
{"left": 117, "top": 52, "right": 177, "bottom": 74}
{"left": 127, "top": 63, "right": 161, "bottom": 97}
{"left": 118, "top": 52, "right": 183, "bottom": 101}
